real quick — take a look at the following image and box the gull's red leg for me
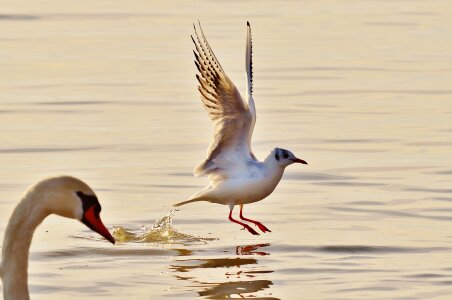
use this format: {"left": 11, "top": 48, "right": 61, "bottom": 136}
{"left": 239, "top": 204, "right": 271, "bottom": 233}
{"left": 229, "top": 205, "right": 259, "bottom": 235}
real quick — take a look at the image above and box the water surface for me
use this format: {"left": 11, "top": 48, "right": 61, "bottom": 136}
{"left": 1, "top": 0, "right": 452, "bottom": 299}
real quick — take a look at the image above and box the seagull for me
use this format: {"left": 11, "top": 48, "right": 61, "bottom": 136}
{"left": 174, "top": 22, "right": 307, "bottom": 235}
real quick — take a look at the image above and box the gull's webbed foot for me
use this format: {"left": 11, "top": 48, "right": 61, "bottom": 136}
{"left": 239, "top": 204, "right": 271, "bottom": 233}
{"left": 242, "top": 224, "right": 260, "bottom": 235}
{"left": 229, "top": 206, "right": 260, "bottom": 236}
{"left": 254, "top": 222, "right": 271, "bottom": 233}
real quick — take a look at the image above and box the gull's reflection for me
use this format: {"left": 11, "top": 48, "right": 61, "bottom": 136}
{"left": 198, "top": 280, "right": 275, "bottom": 299}
{"left": 236, "top": 243, "right": 271, "bottom": 256}
{"left": 170, "top": 243, "right": 278, "bottom": 299}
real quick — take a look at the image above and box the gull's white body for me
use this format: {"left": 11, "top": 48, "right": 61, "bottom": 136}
{"left": 0, "top": 176, "right": 114, "bottom": 300}
{"left": 175, "top": 22, "right": 307, "bottom": 234}
{"left": 191, "top": 158, "right": 285, "bottom": 206}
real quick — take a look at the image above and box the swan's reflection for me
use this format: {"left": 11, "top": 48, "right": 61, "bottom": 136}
{"left": 171, "top": 243, "right": 278, "bottom": 299}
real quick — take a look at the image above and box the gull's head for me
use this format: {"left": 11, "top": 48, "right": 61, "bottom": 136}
{"left": 269, "top": 148, "right": 308, "bottom": 167}
{"left": 30, "top": 176, "right": 115, "bottom": 244}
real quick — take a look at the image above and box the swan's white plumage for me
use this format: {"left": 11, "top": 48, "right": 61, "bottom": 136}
{"left": 0, "top": 176, "right": 113, "bottom": 300}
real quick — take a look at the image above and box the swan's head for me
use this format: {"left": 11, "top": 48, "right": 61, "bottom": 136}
{"left": 269, "top": 148, "right": 308, "bottom": 167}
{"left": 32, "top": 176, "right": 115, "bottom": 244}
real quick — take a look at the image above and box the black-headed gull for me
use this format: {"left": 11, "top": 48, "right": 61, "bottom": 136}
{"left": 174, "top": 22, "right": 307, "bottom": 235}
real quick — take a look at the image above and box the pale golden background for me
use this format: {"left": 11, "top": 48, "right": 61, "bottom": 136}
{"left": 1, "top": 0, "right": 452, "bottom": 299}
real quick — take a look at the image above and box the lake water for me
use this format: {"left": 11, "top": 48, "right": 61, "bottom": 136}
{"left": 1, "top": 0, "right": 452, "bottom": 299}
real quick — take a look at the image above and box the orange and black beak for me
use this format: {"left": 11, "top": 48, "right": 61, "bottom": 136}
{"left": 82, "top": 205, "right": 115, "bottom": 244}
{"left": 292, "top": 158, "right": 308, "bottom": 165}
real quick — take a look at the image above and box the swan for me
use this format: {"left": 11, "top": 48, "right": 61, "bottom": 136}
{"left": 0, "top": 176, "right": 115, "bottom": 300}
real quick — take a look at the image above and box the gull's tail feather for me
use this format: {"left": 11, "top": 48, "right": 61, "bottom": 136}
{"left": 173, "top": 198, "right": 207, "bottom": 207}
{"left": 173, "top": 188, "right": 212, "bottom": 207}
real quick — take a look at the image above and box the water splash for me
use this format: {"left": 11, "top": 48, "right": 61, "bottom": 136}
{"left": 112, "top": 209, "right": 216, "bottom": 244}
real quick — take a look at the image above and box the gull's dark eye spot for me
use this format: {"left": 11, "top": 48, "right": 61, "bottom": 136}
{"left": 275, "top": 152, "right": 280, "bottom": 161}
{"left": 283, "top": 151, "right": 289, "bottom": 159}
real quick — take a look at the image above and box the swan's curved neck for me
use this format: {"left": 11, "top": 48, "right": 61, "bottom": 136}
{"left": 1, "top": 193, "right": 49, "bottom": 300}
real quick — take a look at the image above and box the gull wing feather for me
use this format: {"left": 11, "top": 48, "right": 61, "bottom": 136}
{"left": 192, "top": 22, "right": 256, "bottom": 177}
{"left": 245, "top": 21, "right": 257, "bottom": 160}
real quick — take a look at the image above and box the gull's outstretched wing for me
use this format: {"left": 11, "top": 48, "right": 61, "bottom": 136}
{"left": 245, "top": 21, "right": 257, "bottom": 160}
{"left": 192, "top": 22, "right": 256, "bottom": 177}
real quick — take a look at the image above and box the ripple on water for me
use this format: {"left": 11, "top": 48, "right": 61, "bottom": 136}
{"left": 432, "top": 197, "right": 452, "bottom": 202}
{"left": 0, "top": 14, "right": 39, "bottom": 20}
{"left": 329, "top": 206, "right": 452, "bottom": 222}
{"left": 0, "top": 146, "right": 102, "bottom": 154}
{"left": 435, "top": 169, "right": 452, "bottom": 175}
{"left": 32, "top": 247, "right": 179, "bottom": 259}
{"left": 284, "top": 172, "right": 354, "bottom": 181}
{"left": 270, "top": 244, "right": 450, "bottom": 254}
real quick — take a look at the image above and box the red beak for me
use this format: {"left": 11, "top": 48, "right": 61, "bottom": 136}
{"left": 292, "top": 158, "right": 308, "bottom": 165}
{"left": 82, "top": 206, "right": 115, "bottom": 244}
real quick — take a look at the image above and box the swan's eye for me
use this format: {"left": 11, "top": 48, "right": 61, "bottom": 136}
{"left": 76, "top": 191, "right": 100, "bottom": 213}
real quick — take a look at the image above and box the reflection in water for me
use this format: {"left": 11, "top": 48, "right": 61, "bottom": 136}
{"left": 171, "top": 244, "right": 278, "bottom": 299}
{"left": 198, "top": 280, "right": 276, "bottom": 300}
{"left": 172, "top": 258, "right": 258, "bottom": 272}
{"left": 236, "top": 243, "right": 271, "bottom": 256}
